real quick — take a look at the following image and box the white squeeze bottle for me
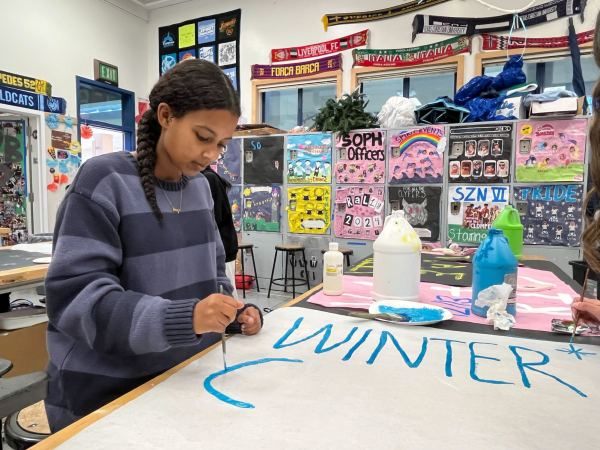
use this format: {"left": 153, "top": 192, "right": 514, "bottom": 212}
{"left": 373, "top": 210, "right": 422, "bottom": 302}
{"left": 323, "top": 242, "right": 344, "bottom": 295}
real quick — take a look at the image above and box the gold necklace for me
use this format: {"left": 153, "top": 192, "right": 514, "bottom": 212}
{"left": 157, "top": 178, "right": 183, "bottom": 214}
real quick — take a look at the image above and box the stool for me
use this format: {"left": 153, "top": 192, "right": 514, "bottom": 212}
{"left": 5, "top": 402, "right": 49, "bottom": 450}
{"left": 238, "top": 243, "right": 260, "bottom": 299}
{"left": 321, "top": 247, "right": 354, "bottom": 267}
{"left": 268, "top": 245, "right": 311, "bottom": 299}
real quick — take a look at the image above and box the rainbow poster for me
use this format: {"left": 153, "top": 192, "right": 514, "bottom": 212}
{"left": 389, "top": 126, "right": 445, "bottom": 184}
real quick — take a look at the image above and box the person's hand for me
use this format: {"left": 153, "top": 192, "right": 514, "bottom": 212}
{"left": 571, "top": 297, "right": 600, "bottom": 326}
{"left": 194, "top": 295, "right": 244, "bottom": 334}
{"left": 237, "top": 306, "right": 262, "bottom": 336}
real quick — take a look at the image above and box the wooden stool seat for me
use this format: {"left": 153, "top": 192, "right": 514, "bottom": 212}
{"left": 238, "top": 242, "right": 254, "bottom": 250}
{"left": 5, "top": 401, "right": 50, "bottom": 449}
{"left": 275, "top": 244, "right": 304, "bottom": 251}
{"left": 268, "top": 245, "right": 310, "bottom": 299}
{"left": 321, "top": 248, "right": 354, "bottom": 267}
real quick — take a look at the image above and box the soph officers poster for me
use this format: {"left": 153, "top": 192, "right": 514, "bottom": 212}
{"left": 335, "top": 131, "right": 386, "bottom": 184}
{"left": 448, "top": 124, "right": 512, "bottom": 184}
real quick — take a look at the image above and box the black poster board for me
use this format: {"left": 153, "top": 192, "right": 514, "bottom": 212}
{"left": 448, "top": 124, "right": 512, "bottom": 184}
{"left": 388, "top": 186, "right": 442, "bottom": 241}
{"left": 243, "top": 136, "right": 285, "bottom": 185}
{"left": 158, "top": 9, "right": 240, "bottom": 94}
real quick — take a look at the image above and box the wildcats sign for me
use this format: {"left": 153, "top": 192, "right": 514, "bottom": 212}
{"left": 252, "top": 54, "right": 341, "bottom": 80}
{"left": 271, "top": 30, "right": 368, "bottom": 62}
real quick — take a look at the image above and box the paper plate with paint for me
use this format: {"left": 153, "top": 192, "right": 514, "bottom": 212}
{"left": 369, "top": 300, "right": 452, "bottom": 326}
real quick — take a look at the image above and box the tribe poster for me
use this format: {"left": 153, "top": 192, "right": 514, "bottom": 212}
{"left": 287, "top": 186, "right": 331, "bottom": 234}
{"left": 389, "top": 126, "right": 445, "bottom": 184}
{"left": 388, "top": 186, "right": 442, "bottom": 241}
{"left": 447, "top": 185, "right": 509, "bottom": 245}
{"left": 227, "top": 186, "right": 242, "bottom": 233}
{"left": 334, "top": 186, "right": 385, "bottom": 240}
{"left": 448, "top": 124, "right": 512, "bottom": 184}
{"left": 286, "top": 235, "right": 332, "bottom": 285}
{"left": 243, "top": 136, "right": 284, "bottom": 185}
{"left": 242, "top": 186, "right": 281, "bottom": 232}
{"left": 515, "top": 119, "right": 587, "bottom": 182}
{"left": 287, "top": 134, "right": 332, "bottom": 184}
{"left": 336, "top": 131, "right": 386, "bottom": 184}
{"left": 214, "top": 138, "right": 241, "bottom": 183}
{"left": 514, "top": 185, "right": 583, "bottom": 247}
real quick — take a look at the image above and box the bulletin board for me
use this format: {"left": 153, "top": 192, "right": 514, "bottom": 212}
{"left": 515, "top": 119, "right": 587, "bottom": 182}
{"left": 287, "top": 134, "right": 332, "bottom": 184}
{"left": 287, "top": 186, "right": 331, "bottom": 234}
{"left": 215, "top": 138, "right": 241, "bottom": 183}
{"left": 447, "top": 185, "right": 510, "bottom": 245}
{"left": 242, "top": 185, "right": 281, "bottom": 232}
{"left": 335, "top": 131, "right": 386, "bottom": 184}
{"left": 334, "top": 186, "right": 385, "bottom": 240}
{"left": 388, "top": 126, "right": 444, "bottom": 184}
{"left": 448, "top": 124, "right": 512, "bottom": 184}
{"left": 158, "top": 9, "right": 241, "bottom": 92}
{"left": 514, "top": 185, "right": 583, "bottom": 247}
{"left": 243, "top": 136, "right": 285, "bottom": 185}
{"left": 228, "top": 185, "right": 242, "bottom": 232}
{"left": 388, "top": 186, "right": 442, "bottom": 241}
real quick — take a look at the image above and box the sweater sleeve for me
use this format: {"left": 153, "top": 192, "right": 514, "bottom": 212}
{"left": 45, "top": 192, "right": 201, "bottom": 356}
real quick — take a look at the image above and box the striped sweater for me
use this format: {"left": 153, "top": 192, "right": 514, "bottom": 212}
{"left": 45, "top": 151, "right": 254, "bottom": 432}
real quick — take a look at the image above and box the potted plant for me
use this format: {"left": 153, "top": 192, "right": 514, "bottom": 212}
{"left": 313, "top": 90, "right": 378, "bottom": 137}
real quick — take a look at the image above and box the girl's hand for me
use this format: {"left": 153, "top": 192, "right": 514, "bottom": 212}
{"left": 194, "top": 295, "right": 244, "bottom": 334}
{"left": 571, "top": 297, "right": 600, "bottom": 326}
{"left": 238, "top": 306, "right": 262, "bottom": 336}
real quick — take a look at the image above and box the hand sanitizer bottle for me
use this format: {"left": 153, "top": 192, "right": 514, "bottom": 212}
{"left": 323, "top": 242, "right": 343, "bottom": 296}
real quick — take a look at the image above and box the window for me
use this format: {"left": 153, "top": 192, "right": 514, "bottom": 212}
{"left": 79, "top": 84, "right": 124, "bottom": 127}
{"left": 81, "top": 126, "right": 125, "bottom": 163}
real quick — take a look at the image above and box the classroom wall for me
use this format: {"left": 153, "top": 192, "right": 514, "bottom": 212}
{"left": 146, "top": 0, "right": 600, "bottom": 118}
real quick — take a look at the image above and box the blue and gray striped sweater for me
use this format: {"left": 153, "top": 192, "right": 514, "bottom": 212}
{"left": 45, "top": 151, "right": 243, "bottom": 432}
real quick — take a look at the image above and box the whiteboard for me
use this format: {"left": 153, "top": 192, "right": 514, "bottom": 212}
{"left": 56, "top": 308, "right": 600, "bottom": 450}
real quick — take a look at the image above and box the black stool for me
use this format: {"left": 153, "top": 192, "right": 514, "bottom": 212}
{"left": 238, "top": 243, "right": 260, "bottom": 299}
{"left": 268, "top": 245, "right": 311, "bottom": 299}
{"left": 5, "top": 402, "right": 49, "bottom": 449}
{"left": 321, "top": 247, "right": 354, "bottom": 267}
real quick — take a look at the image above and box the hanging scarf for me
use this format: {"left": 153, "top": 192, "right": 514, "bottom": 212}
{"left": 271, "top": 30, "right": 368, "bottom": 62}
{"left": 412, "top": 0, "right": 586, "bottom": 41}
{"left": 481, "top": 28, "right": 594, "bottom": 50}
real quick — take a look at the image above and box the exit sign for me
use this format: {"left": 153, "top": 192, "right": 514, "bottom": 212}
{"left": 94, "top": 59, "right": 119, "bottom": 87}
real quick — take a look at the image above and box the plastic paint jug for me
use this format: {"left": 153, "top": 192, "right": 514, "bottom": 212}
{"left": 372, "top": 210, "right": 422, "bottom": 302}
{"left": 492, "top": 205, "right": 524, "bottom": 260}
{"left": 323, "top": 242, "right": 343, "bottom": 296}
{"left": 471, "top": 228, "right": 518, "bottom": 317}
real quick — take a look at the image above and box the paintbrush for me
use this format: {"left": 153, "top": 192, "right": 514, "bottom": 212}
{"left": 571, "top": 268, "right": 589, "bottom": 343}
{"left": 220, "top": 285, "right": 227, "bottom": 371}
{"left": 348, "top": 312, "right": 409, "bottom": 323}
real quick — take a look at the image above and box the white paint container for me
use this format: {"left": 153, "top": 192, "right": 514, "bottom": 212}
{"left": 372, "top": 210, "right": 422, "bottom": 302}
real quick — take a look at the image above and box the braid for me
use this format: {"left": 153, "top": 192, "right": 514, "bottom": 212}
{"left": 136, "top": 109, "right": 163, "bottom": 222}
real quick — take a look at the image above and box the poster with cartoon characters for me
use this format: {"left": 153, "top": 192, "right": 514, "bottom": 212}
{"left": 213, "top": 138, "right": 241, "bottom": 183}
{"left": 514, "top": 185, "right": 583, "bottom": 247}
{"left": 448, "top": 124, "right": 512, "bottom": 184}
{"left": 243, "top": 136, "right": 284, "bottom": 185}
{"left": 287, "top": 134, "right": 332, "bottom": 184}
{"left": 388, "top": 186, "right": 441, "bottom": 241}
{"left": 515, "top": 119, "right": 587, "bottom": 182}
{"left": 242, "top": 185, "right": 281, "bottom": 232}
{"left": 388, "top": 126, "right": 445, "bottom": 184}
{"left": 447, "top": 186, "right": 510, "bottom": 245}
{"left": 228, "top": 185, "right": 242, "bottom": 232}
{"left": 334, "top": 186, "right": 385, "bottom": 240}
{"left": 287, "top": 186, "right": 331, "bottom": 234}
{"left": 335, "top": 131, "right": 386, "bottom": 184}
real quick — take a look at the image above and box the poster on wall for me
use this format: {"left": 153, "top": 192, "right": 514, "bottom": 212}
{"left": 243, "top": 136, "right": 284, "bottom": 185}
{"left": 515, "top": 119, "right": 587, "bottom": 182}
{"left": 388, "top": 186, "right": 441, "bottom": 241}
{"left": 213, "top": 138, "right": 241, "bottom": 183}
{"left": 287, "top": 134, "right": 332, "bottom": 184}
{"left": 448, "top": 124, "right": 512, "bottom": 184}
{"left": 243, "top": 185, "right": 281, "bottom": 232}
{"left": 336, "top": 131, "right": 386, "bottom": 184}
{"left": 286, "top": 235, "right": 332, "bottom": 285}
{"left": 447, "top": 185, "right": 509, "bottom": 245}
{"left": 287, "top": 186, "right": 331, "bottom": 234}
{"left": 514, "top": 185, "right": 583, "bottom": 247}
{"left": 389, "top": 126, "right": 445, "bottom": 184}
{"left": 334, "top": 186, "right": 385, "bottom": 240}
{"left": 227, "top": 185, "right": 242, "bottom": 232}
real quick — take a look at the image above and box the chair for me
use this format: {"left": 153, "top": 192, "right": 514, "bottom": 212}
{"left": 238, "top": 243, "right": 260, "bottom": 300}
{"left": 5, "top": 402, "right": 50, "bottom": 450}
{"left": 268, "top": 245, "right": 311, "bottom": 299}
{"left": 321, "top": 247, "right": 354, "bottom": 268}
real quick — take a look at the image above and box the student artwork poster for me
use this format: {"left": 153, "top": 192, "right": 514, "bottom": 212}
{"left": 287, "top": 186, "right": 331, "bottom": 234}
{"left": 336, "top": 131, "right": 385, "bottom": 184}
{"left": 388, "top": 186, "right": 441, "bottom": 241}
{"left": 515, "top": 120, "right": 587, "bottom": 182}
{"left": 514, "top": 185, "right": 583, "bottom": 247}
{"left": 214, "top": 138, "right": 241, "bottom": 183}
{"left": 228, "top": 186, "right": 242, "bottom": 232}
{"left": 448, "top": 124, "right": 512, "bottom": 184}
{"left": 388, "top": 126, "right": 444, "bottom": 184}
{"left": 334, "top": 186, "right": 385, "bottom": 240}
{"left": 243, "top": 136, "right": 284, "bottom": 185}
{"left": 243, "top": 186, "right": 281, "bottom": 232}
{"left": 287, "top": 134, "right": 332, "bottom": 184}
{"left": 447, "top": 185, "right": 509, "bottom": 244}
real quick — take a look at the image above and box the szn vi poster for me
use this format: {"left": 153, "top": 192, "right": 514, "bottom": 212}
{"left": 336, "top": 131, "right": 386, "bottom": 184}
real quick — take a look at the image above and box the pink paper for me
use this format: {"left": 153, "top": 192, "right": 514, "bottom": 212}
{"left": 334, "top": 186, "right": 385, "bottom": 240}
{"left": 389, "top": 126, "right": 444, "bottom": 184}
{"left": 309, "top": 269, "right": 580, "bottom": 333}
{"left": 336, "top": 131, "right": 386, "bottom": 184}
